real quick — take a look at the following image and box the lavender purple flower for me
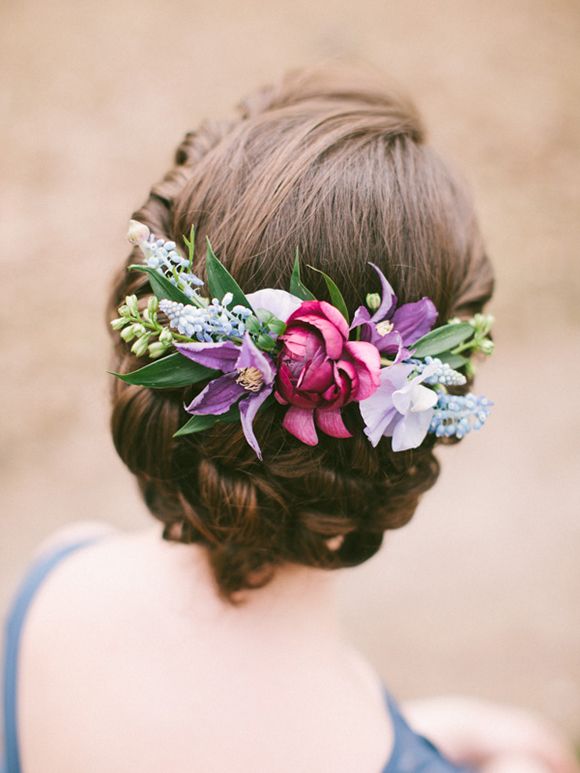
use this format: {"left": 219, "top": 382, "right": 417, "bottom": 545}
{"left": 175, "top": 333, "right": 276, "bottom": 459}
{"left": 350, "top": 263, "right": 438, "bottom": 362}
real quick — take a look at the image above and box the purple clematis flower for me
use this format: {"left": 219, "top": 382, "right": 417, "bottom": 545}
{"left": 175, "top": 333, "right": 276, "bottom": 459}
{"left": 351, "top": 263, "right": 438, "bottom": 362}
{"left": 359, "top": 361, "right": 439, "bottom": 451}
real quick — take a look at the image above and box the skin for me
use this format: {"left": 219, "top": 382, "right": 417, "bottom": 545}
{"left": 17, "top": 522, "right": 578, "bottom": 773}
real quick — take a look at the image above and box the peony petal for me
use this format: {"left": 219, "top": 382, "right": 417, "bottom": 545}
{"left": 235, "top": 332, "right": 276, "bottom": 385}
{"left": 315, "top": 407, "right": 352, "bottom": 438}
{"left": 281, "top": 325, "right": 322, "bottom": 361}
{"left": 246, "top": 289, "right": 302, "bottom": 322}
{"left": 175, "top": 340, "right": 240, "bottom": 372}
{"left": 282, "top": 406, "right": 318, "bottom": 446}
{"left": 291, "top": 313, "right": 346, "bottom": 360}
{"left": 367, "top": 263, "right": 397, "bottom": 323}
{"left": 391, "top": 407, "right": 434, "bottom": 451}
{"left": 185, "top": 373, "right": 244, "bottom": 415}
{"left": 297, "top": 352, "right": 334, "bottom": 392}
{"left": 275, "top": 362, "right": 319, "bottom": 408}
{"left": 239, "top": 385, "right": 273, "bottom": 460}
{"left": 391, "top": 297, "right": 438, "bottom": 345}
{"left": 343, "top": 341, "right": 381, "bottom": 401}
{"left": 317, "top": 300, "right": 350, "bottom": 340}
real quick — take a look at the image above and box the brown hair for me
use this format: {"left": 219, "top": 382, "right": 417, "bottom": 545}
{"left": 108, "top": 67, "right": 494, "bottom": 601}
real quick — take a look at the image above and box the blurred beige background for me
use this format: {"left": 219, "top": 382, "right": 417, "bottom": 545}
{"left": 1, "top": 0, "right": 579, "bottom": 739}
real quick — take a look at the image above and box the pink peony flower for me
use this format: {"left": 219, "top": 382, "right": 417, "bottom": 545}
{"left": 274, "top": 300, "right": 381, "bottom": 445}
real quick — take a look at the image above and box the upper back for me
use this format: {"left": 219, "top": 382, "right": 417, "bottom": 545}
{"left": 12, "top": 526, "right": 394, "bottom": 773}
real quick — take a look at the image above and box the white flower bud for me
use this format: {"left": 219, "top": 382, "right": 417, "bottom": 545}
{"left": 120, "top": 324, "right": 138, "bottom": 342}
{"left": 110, "top": 317, "right": 129, "bottom": 330}
{"left": 147, "top": 295, "right": 159, "bottom": 316}
{"left": 159, "top": 328, "right": 173, "bottom": 344}
{"left": 148, "top": 341, "right": 168, "bottom": 359}
{"left": 127, "top": 219, "right": 150, "bottom": 246}
{"left": 479, "top": 339, "right": 494, "bottom": 355}
{"left": 131, "top": 335, "right": 150, "bottom": 358}
{"left": 126, "top": 294, "right": 139, "bottom": 317}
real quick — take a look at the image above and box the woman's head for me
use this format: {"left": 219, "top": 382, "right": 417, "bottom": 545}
{"left": 109, "top": 66, "right": 494, "bottom": 601}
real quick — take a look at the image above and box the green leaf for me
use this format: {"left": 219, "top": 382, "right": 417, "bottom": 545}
{"left": 173, "top": 405, "right": 240, "bottom": 438}
{"left": 128, "top": 265, "right": 192, "bottom": 306}
{"left": 436, "top": 352, "right": 470, "bottom": 369}
{"left": 205, "top": 238, "right": 251, "bottom": 309}
{"left": 111, "top": 352, "right": 217, "bottom": 388}
{"left": 411, "top": 322, "right": 474, "bottom": 358}
{"left": 289, "top": 251, "right": 316, "bottom": 300}
{"left": 306, "top": 265, "right": 349, "bottom": 322}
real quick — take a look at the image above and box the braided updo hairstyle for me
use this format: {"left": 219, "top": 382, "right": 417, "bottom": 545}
{"left": 108, "top": 67, "right": 494, "bottom": 601}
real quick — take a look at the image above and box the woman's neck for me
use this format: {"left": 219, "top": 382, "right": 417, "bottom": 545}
{"left": 148, "top": 524, "right": 343, "bottom": 644}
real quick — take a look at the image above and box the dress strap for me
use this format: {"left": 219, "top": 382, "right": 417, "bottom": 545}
{"left": 381, "top": 687, "right": 473, "bottom": 772}
{"left": 2, "top": 537, "right": 102, "bottom": 773}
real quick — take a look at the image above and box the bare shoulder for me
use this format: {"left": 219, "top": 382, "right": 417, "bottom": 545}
{"left": 21, "top": 523, "right": 193, "bottom": 635}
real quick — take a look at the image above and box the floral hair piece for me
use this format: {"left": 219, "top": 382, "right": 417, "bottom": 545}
{"left": 111, "top": 221, "right": 494, "bottom": 459}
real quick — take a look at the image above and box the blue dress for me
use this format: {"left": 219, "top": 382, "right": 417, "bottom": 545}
{"left": 2, "top": 538, "right": 470, "bottom": 772}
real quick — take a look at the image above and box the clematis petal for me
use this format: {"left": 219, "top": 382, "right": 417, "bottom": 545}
{"left": 185, "top": 373, "right": 245, "bottom": 415}
{"left": 283, "top": 406, "right": 318, "bottom": 446}
{"left": 367, "top": 263, "right": 397, "bottom": 323}
{"left": 235, "top": 332, "right": 276, "bottom": 385}
{"left": 391, "top": 297, "right": 438, "bottom": 345}
{"left": 246, "top": 288, "right": 302, "bottom": 322}
{"left": 176, "top": 340, "right": 240, "bottom": 372}
{"left": 239, "top": 385, "right": 273, "bottom": 460}
{"left": 350, "top": 305, "right": 371, "bottom": 330}
{"left": 315, "top": 407, "right": 352, "bottom": 438}
{"left": 391, "top": 407, "right": 434, "bottom": 451}
{"left": 374, "top": 329, "right": 402, "bottom": 354}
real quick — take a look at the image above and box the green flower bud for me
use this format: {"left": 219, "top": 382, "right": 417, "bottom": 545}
{"left": 256, "top": 333, "right": 276, "bottom": 351}
{"left": 268, "top": 318, "right": 286, "bottom": 336}
{"left": 464, "top": 360, "right": 476, "bottom": 379}
{"left": 132, "top": 323, "right": 146, "bottom": 337}
{"left": 256, "top": 308, "right": 274, "bottom": 324}
{"left": 245, "top": 315, "right": 262, "bottom": 335}
{"left": 147, "top": 296, "right": 159, "bottom": 316}
{"left": 447, "top": 317, "right": 462, "bottom": 325}
{"left": 110, "top": 317, "right": 129, "bottom": 330}
{"left": 159, "top": 328, "right": 173, "bottom": 345}
{"left": 126, "top": 294, "right": 139, "bottom": 317}
{"left": 366, "top": 292, "right": 381, "bottom": 311}
{"left": 131, "top": 334, "right": 150, "bottom": 358}
{"left": 479, "top": 338, "right": 495, "bottom": 355}
{"left": 120, "top": 324, "right": 138, "bottom": 342}
{"left": 148, "top": 341, "right": 168, "bottom": 359}
{"left": 118, "top": 304, "right": 131, "bottom": 318}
